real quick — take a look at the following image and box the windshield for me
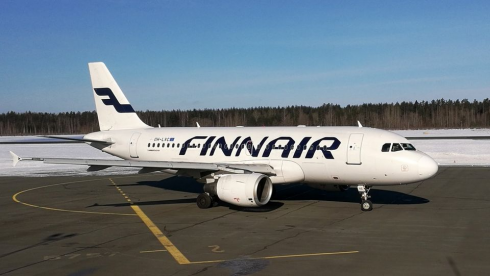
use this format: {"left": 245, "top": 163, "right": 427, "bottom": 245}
{"left": 391, "top": 143, "right": 403, "bottom": 152}
{"left": 401, "top": 143, "right": 416, "bottom": 151}
{"left": 381, "top": 143, "right": 391, "bottom": 152}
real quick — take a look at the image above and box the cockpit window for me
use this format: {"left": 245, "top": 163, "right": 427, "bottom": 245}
{"left": 402, "top": 143, "right": 416, "bottom": 151}
{"left": 381, "top": 143, "right": 391, "bottom": 152}
{"left": 391, "top": 143, "right": 403, "bottom": 152}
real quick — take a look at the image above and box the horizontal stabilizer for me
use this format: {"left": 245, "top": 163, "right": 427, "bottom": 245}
{"left": 0, "top": 135, "right": 112, "bottom": 145}
{"left": 42, "top": 135, "right": 114, "bottom": 144}
{"left": 0, "top": 135, "right": 84, "bottom": 144}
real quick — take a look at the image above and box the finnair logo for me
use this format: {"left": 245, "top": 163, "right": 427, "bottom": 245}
{"left": 178, "top": 135, "right": 341, "bottom": 159}
{"left": 94, "top": 88, "right": 135, "bottom": 113}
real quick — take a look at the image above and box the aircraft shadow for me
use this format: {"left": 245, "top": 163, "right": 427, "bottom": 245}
{"left": 101, "top": 175, "right": 429, "bottom": 212}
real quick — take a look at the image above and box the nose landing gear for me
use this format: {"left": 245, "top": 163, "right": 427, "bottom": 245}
{"left": 357, "top": 185, "right": 373, "bottom": 211}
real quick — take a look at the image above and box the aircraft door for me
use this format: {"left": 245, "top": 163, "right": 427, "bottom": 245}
{"left": 129, "top": 132, "right": 141, "bottom": 158}
{"left": 346, "top": 133, "right": 363, "bottom": 165}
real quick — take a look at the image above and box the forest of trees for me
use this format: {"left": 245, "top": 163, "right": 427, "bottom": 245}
{"left": 1, "top": 98, "right": 489, "bottom": 135}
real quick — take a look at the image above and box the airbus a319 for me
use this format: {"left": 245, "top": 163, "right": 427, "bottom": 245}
{"left": 10, "top": 62, "right": 439, "bottom": 211}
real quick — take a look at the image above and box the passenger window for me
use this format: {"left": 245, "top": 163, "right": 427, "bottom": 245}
{"left": 391, "top": 143, "right": 403, "bottom": 152}
{"left": 147, "top": 143, "right": 150, "bottom": 147}
{"left": 381, "top": 143, "right": 391, "bottom": 152}
{"left": 162, "top": 143, "right": 165, "bottom": 148}
{"left": 167, "top": 143, "right": 170, "bottom": 147}
{"left": 177, "top": 143, "right": 180, "bottom": 148}
{"left": 152, "top": 143, "right": 155, "bottom": 148}
{"left": 172, "top": 143, "right": 175, "bottom": 148}
{"left": 157, "top": 143, "right": 160, "bottom": 147}
{"left": 402, "top": 143, "right": 416, "bottom": 151}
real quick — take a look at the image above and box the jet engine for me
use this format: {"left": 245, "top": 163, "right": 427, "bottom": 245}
{"left": 205, "top": 173, "right": 273, "bottom": 207}
{"left": 306, "top": 183, "right": 350, "bottom": 192}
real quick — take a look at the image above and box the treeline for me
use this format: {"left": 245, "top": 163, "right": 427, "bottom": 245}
{"left": 1, "top": 98, "right": 489, "bottom": 135}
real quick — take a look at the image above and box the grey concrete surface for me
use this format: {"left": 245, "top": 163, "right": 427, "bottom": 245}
{"left": 0, "top": 167, "right": 489, "bottom": 275}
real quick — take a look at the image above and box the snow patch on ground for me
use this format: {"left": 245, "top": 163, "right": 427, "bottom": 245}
{"left": 0, "top": 140, "right": 138, "bottom": 177}
{"left": 393, "top": 129, "right": 490, "bottom": 166}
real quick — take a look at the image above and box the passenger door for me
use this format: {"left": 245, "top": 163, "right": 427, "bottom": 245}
{"left": 346, "top": 133, "right": 363, "bottom": 165}
{"left": 129, "top": 132, "right": 141, "bottom": 158}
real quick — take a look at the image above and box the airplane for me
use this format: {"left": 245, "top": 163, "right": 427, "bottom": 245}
{"left": 10, "top": 62, "right": 440, "bottom": 212}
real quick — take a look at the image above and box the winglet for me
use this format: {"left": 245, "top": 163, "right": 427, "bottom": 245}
{"left": 357, "top": 121, "right": 363, "bottom": 128}
{"left": 10, "top": 151, "right": 21, "bottom": 167}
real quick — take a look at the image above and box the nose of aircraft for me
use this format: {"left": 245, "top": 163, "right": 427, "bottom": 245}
{"left": 418, "top": 156, "right": 438, "bottom": 179}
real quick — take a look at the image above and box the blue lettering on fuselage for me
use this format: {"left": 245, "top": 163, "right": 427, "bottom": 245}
{"left": 178, "top": 136, "right": 341, "bottom": 159}
{"left": 262, "top": 137, "right": 295, "bottom": 158}
{"left": 209, "top": 136, "right": 241, "bottom": 156}
{"left": 236, "top": 137, "right": 268, "bottom": 157}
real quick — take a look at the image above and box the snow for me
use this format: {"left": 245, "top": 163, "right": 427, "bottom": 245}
{"left": 1, "top": 129, "right": 490, "bottom": 177}
{"left": 393, "top": 129, "right": 490, "bottom": 166}
{"left": 0, "top": 138, "right": 138, "bottom": 177}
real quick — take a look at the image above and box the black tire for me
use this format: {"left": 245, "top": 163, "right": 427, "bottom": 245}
{"left": 197, "top": 193, "right": 213, "bottom": 209}
{"left": 361, "top": 200, "right": 373, "bottom": 211}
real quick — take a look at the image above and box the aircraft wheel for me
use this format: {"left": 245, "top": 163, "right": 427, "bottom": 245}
{"left": 197, "top": 193, "right": 213, "bottom": 209}
{"left": 361, "top": 200, "right": 373, "bottom": 211}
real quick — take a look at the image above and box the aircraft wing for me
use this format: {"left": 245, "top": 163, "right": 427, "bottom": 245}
{"left": 9, "top": 152, "right": 276, "bottom": 176}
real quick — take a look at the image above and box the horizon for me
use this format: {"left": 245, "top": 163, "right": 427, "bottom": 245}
{"left": 1, "top": 96, "right": 489, "bottom": 115}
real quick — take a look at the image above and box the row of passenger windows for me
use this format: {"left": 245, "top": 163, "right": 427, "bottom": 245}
{"left": 149, "top": 143, "right": 180, "bottom": 148}
{"left": 381, "top": 143, "right": 416, "bottom": 152}
{"left": 147, "top": 142, "right": 329, "bottom": 151}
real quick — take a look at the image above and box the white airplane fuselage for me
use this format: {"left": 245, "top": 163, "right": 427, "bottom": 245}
{"left": 10, "top": 62, "right": 440, "bottom": 210}
{"left": 85, "top": 126, "right": 438, "bottom": 186}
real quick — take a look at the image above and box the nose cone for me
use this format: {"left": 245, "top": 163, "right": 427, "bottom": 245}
{"left": 418, "top": 156, "right": 438, "bottom": 179}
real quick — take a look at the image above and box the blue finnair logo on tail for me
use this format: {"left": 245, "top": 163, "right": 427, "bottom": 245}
{"left": 94, "top": 88, "right": 135, "bottom": 113}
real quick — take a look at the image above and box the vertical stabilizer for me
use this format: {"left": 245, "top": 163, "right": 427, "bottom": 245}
{"left": 88, "top": 62, "right": 150, "bottom": 131}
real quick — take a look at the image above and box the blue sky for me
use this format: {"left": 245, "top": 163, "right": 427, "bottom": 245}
{"left": 1, "top": 0, "right": 489, "bottom": 112}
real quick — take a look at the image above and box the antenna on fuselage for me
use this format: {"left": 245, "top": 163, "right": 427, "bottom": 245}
{"left": 196, "top": 122, "right": 201, "bottom": 128}
{"left": 357, "top": 121, "right": 363, "bottom": 128}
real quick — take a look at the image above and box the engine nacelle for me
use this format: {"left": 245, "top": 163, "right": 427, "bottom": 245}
{"left": 306, "top": 183, "right": 350, "bottom": 192}
{"left": 211, "top": 173, "right": 273, "bottom": 207}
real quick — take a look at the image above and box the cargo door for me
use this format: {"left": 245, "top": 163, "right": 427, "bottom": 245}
{"left": 129, "top": 132, "right": 141, "bottom": 158}
{"left": 346, "top": 133, "right": 363, "bottom": 165}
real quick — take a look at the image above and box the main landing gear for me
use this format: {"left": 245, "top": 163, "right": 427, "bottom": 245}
{"left": 196, "top": 193, "right": 219, "bottom": 209}
{"left": 357, "top": 185, "right": 373, "bottom": 211}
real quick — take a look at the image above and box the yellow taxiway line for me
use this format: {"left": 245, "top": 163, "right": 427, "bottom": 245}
{"left": 13, "top": 176, "right": 359, "bottom": 265}
{"left": 109, "top": 178, "right": 191, "bottom": 265}
{"left": 12, "top": 179, "right": 136, "bottom": 216}
{"left": 187, "top": 250, "right": 360, "bottom": 264}
{"left": 131, "top": 204, "right": 191, "bottom": 264}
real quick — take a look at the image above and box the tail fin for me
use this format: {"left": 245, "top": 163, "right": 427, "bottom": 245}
{"left": 88, "top": 62, "right": 151, "bottom": 131}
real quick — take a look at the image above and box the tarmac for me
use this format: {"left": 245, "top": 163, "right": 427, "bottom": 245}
{"left": 0, "top": 167, "right": 489, "bottom": 276}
